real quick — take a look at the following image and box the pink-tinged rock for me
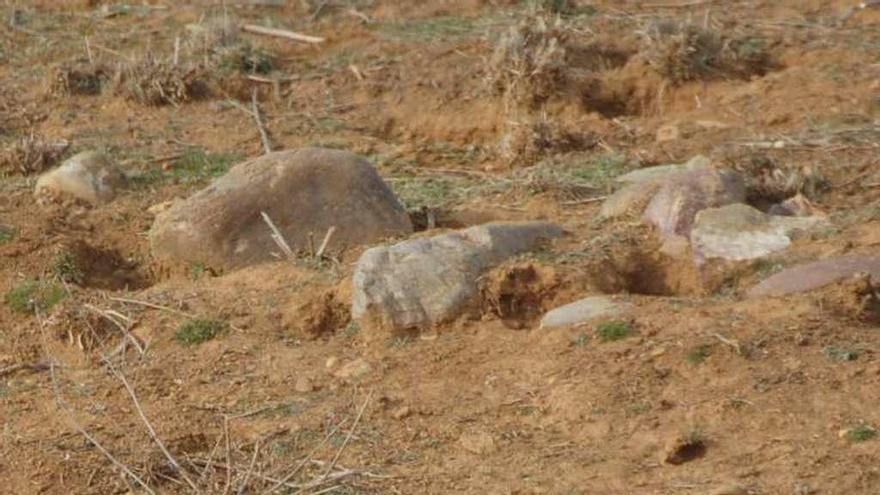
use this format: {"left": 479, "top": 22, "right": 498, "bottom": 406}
{"left": 747, "top": 255, "right": 880, "bottom": 297}
{"left": 643, "top": 169, "right": 746, "bottom": 238}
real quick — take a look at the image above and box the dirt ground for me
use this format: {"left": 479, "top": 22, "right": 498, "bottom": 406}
{"left": 2, "top": 0, "right": 880, "bottom": 494}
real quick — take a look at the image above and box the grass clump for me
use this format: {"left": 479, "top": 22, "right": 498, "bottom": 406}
{"left": 686, "top": 344, "right": 712, "bottom": 364}
{"left": 115, "top": 53, "right": 209, "bottom": 106}
{"left": 51, "top": 250, "right": 85, "bottom": 285}
{"left": 823, "top": 345, "right": 859, "bottom": 362}
{"left": 641, "top": 21, "right": 772, "bottom": 84}
{"left": 175, "top": 318, "right": 227, "bottom": 345}
{"left": 375, "top": 16, "right": 477, "bottom": 42}
{"left": 596, "top": 320, "right": 633, "bottom": 342}
{"left": 48, "top": 62, "right": 109, "bottom": 96}
{"left": 0, "top": 224, "right": 16, "bottom": 244}
{"left": 130, "top": 149, "right": 240, "bottom": 186}
{"left": 5, "top": 279, "right": 67, "bottom": 313}
{"left": 846, "top": 425, "right": 877, "bottom": 443}
{"left": 0, "top": 133, "right": 70, "bottom": 175}
{"left": 219, "top": 44, "right": 273, "bottom": 74}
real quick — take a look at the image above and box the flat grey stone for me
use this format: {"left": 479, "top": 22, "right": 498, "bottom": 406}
{"left": 539, "top": 296, "right": 630, "bottom": 329}
{"left": 352, "top": 221, "right": 563, "bottom": 333}
{"left": 614, "top": 155, "right": 711, "bottom": 185}
{"left": 747, "top": 255, "right": 880, "bottom": 297}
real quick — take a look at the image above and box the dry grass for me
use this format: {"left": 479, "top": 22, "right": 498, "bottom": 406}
{"left": 718, "top": 151, "right": 828, "bottom": 202}
{"left": 47, "top": 62, "right": 109, "bottom": 96}
{"left": 488, "top": 14, "right": 570, "bottom": 110}
{"left": 0, "top": 133, "right": 69, "bottom": 175}
{"left": 498, "top": 118, "right": 596, "bottom": 165}
{"left": 114, "top": 54, "right": 209, "bottom": 106}
{"left": 641, "top": 21, "right": 772, "bottom": 84}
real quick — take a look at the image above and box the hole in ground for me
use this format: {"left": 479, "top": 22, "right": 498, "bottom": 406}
{"left": 483, "top": 263, "right": 560, "bottom": 329}
{"left": 54, "top": 240, "right": 153, "bottom": 291}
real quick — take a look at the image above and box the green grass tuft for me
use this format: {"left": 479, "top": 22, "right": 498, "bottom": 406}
{"left": 51, "top": 250, "right": 84, "bottom": 285}
{"left": 129, "top": 149, "right": 241, "bottom": 187}
{"left": 4, "top": 279, "right": 67, "bottom": 314}
{"left": 847, "top": 425, "right": 877, "bottom": 443}
{"left": 596, "top": 320, "right": 633, "bottom": 342}
{"left": 0, "top": 224, "right": 17, "bottom": 244}
{"left": 824, "top": 345, "right": 859, "bottom": 362}
{"left": 686, "top": 344, "right": 712, "bottom": 364}
{"left": 175, "top": 318, "right": 227, "bottom": 345}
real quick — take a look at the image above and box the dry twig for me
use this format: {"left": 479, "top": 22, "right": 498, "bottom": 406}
{"left": 241, "top": 24, "right": 325, "bottom": 44}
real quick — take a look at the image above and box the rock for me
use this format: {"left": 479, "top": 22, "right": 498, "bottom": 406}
{"left": 615, "top": 155, "right": 711, "bottom": 185}
{"left": 391, "top": 406, "right": 412, "bottom": 420}
{"left": 294, "top": 376, "right": 313, "bottom": 393}
{"left": 748, "top": 255, "right": 880, "bottom": 297}
{"left": 643, "top": 168, "right": 746, "bottom": 239}
{"left": 539, "top": 296, "right": 630, "bottom": 329}
{"left": 325, "top": 356, "right": 339, "bottom": 369}
{"left": 691, "top": 204, "right": 828, "bottom": 262}
{"left": 34, "top": 151, "right": 126, "bottom": 205}
{"left": 599, "top": 180, "right": 662, "bottom": 219}
{"left": 459, "top": 431, "right": 496, "bottom": 455}
{"left": 768, "top": 193, "right": 821, "bottom": 217}
{"left": 333, "top": 358, "right": 372, "bottom": 379}
{"left": 352, "top": 221, "right": 563, "bottom": 334}
{"left": 150, "top": 148, "right": 412, "bottom": 271}
{"left": 708, "top": 484, "right": 748, "bottom": 495}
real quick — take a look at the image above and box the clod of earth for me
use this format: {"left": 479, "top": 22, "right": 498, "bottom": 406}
{"left": 539, "top": 296, "right": 631, "bottom": 330}
{"left": 333, "top": 358, "right": 372, "bottom": 380}
{"left": 691, "top": 203, "right": 829, "bottom": 262}
{"left": 747, "top": 255, "right": 880, "bottom": 298}
{"left": 149, "top": 147, "right": 413, "bottom": 271}
{"left": 34, "top": 151, "right": 126, "bottom": 205}
{"left": 352, "top": 221, "right": 563, "bottom": 336}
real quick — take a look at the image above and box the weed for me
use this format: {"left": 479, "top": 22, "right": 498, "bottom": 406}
{"left": 846, "top": 425, "right": 877, "bottom": 442}
{"left": 219, "top": 44, "right": 273, "bottom": 74}
{"left": 823, "top": 345, "right": 859, "bottom": 362}
{"left": 387, "top": 335, "right": 415, "bottom": 348}
{"left": 596, "top": 320, "right": 633, "bottom": 342}
{"left": 375, "top": 16, "right": 477, "bottom": 42}
{"left": 190, "top": 262, "right": 206, "bottom": 281}
{"left": 0, "top": 133, "right": 69, "bottom": 175}
{"left": 51, "top": 250, "right": 84, "bottom": 285}
{"left": 0, "top": 224, "right": 16, "bottom": 244}
{"left": 130, "top": 149, "right": 240, "bottom": 186}
{"left": 686, "top": 344, "right": 712, "bottom": 364}
{"left": 341, "top": 321, "right": 360, "bottom": 339}
{"left": 571, "top": 332, "right": 589, "bottom": 347}
{"left": 115, "top": 53, "right": 209, "bottom": 106}
{"left": 4, "top": 279, "right": 67, "bottom": 314}
{"left": 175, "top": 318, "right": 227, "bottom": 345}
{"left": 628, "top": 402, "right": 650, "bottom": 415}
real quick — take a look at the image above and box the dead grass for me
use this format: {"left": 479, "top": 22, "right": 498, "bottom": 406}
{"left": 498, "top": 118, "right": 596, "bottom": 165}
{"left": 641, "top": 21, "right": 772, "bottom": 84}
{"left": 47, "top": 62, "right": 109, "bottom": 96}
{"left": 114, "top": 54, "right": 209, "bottom": 106}
{"left": 0, "top": 133, "right": 69, "bottom": 175}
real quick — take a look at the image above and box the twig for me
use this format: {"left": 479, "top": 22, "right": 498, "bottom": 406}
{"left": 0, "top": 361, "right": 49, "bottom": 377}
{"left": 241, "top": 24, "right": 325, "bottom": 44}
{"left": 261, "top": 419, "right": 348, "bottom": 494}
{"left": 261, "top": 211, "right": 296, "bottom": 261}
{"left": 643, "top": 0, "right": 719, "bottom": 7}
{"left": 106, "top": 296, "right": 194, "bottom": 318}
{"left": 236, "top": 441, "right": 261, "bottom": 495}
{"left": 105, "top": 359, "right": 201, "bottom": 493}
{"left": 84, "top": 304, "right": 145, "bottom": 357}
{"left": 251, "top": 89, "right": 273, "bottom": 154}
{"left": 712, "top": 332, "right": 742, "bottom": 355}
{"left": 316, "top": 226, "right": 336, "bottom": 258}
{"left": 223, "top": 416, "right": 232, "bottom": 495}
{"left": 321, "top": 392, "right": 372, "bottom": 480}
{"left": 562, "top": 196, "right": 607, "bottom": 206}
{"left": 189, "top": 459, "right": 299, "bottom": 489}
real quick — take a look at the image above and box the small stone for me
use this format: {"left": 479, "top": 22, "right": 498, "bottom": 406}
{"left": 34, "top": 151, "right": 126, "bottom": 205}
{"left": 325, "top": 356, "right": 339, "bottom": 369}
{"left": 392, "top": 406, "right": 412, "bottom": 420}
{"left": 459, "top": 431, "right": 496, "bottom": 455}
{"left": 615, "top": 155, "right": 711, "bottom": 185}
{"left": 539, "top": 296, "right": 630, "bottom": 329}
{"left": 708, "top": 484, "right": 748, "bottom": 495}
{"left": 748, "top": 255, "right": 880, "bottom": 297}
{"left": 294, "top": 376, "right": 313, "bottom": 393}
{"left": 333, "top": 358, "right": 372, "bottom": 380}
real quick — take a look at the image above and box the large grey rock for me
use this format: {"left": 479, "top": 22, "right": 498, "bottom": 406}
{"left": 643, "top": 168, "right": 746, "bottom": 239}
{"left": 352, "top": 222, "right": 563, "bottom": 333}
{"left": 150, "top": 148, "right": 412, "bottom": 270}
{"left": 748, "top": 255, "right": 880, "bottom": 297}
{"left": 539, "top": 296, "right": 630, "bottom": 329}
{"left": 34, "top": 151, "right": 126, "bottom": 205}
{"left": 614, "top": 155, "right": 710, "bottom": 185}
{"left": 691, "top": 204, "right": 829, "bottom": 262}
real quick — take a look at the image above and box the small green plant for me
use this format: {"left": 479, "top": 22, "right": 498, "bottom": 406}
{"left": 596, "top": 320, "right": 633, "bottom": 342}
{"left": 686, "top": 344, "right": 712, "bottom": 364}
{"left": 4, "top": 279, "right": 67, "bottom": 313}
{"left": 824, "top": 346, "right": 859, "bottom": 362}
{"left": 171, "top": 149, "right": 240, "bottom": 184}
{"left": 51, "top": 250, "right": 84, "bottom": 285}
{"left": 387, "top": 335, "right": 415, "bottom": 348}
{"left": 220, "top": 44, "right": 273, "bottom": 74}
{"left": 571, "top": 332, "right": 589, "bottom": 347}
{"left": 0, "top": 224, "right": 16, "bottom": 244}
{"left": 341, "top": 321, "right": 360, "bottom": 338}
{"left": 175, "top": 318, "right": 227, "bottom": 345}
{"left": 846, "top": 425, "right": 877, "bottom": 443}
{"left": 190, "top": 262, "right": 206, "bottom": 281}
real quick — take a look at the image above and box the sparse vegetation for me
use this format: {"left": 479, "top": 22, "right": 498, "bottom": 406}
{"left": 846, "top": 425, "right": 877, "bottom": 443}
{"left": 48, "top": 62, "right": 108, "bottom": 96}
{"left": 219, "top": 44, "right": 274, "bottom": 74}
{"left": 0, "top": 224, "right": 16, "bottom": 244}
{"left": 4, "top": 279, "right": 67, "bottom": 314}
{"left": 175, "top": 318, "right": 227, "bottom": 345}
{"left": 686, "top": 344, "right": 712, "bottom": 364}
{"left": 115, "top": 54, "right": 209, "bottom": 106}
{"left": 596, "top": 320, "right": 633, "bottom": 342}
{"left": 51, "top": 250, "right": 84, "bottom": 285}
{"left": 823, "top": 345, "right": 860, "bottom": 362}
{"left": 0, "top": 133, "right": 69, "bottom": 175}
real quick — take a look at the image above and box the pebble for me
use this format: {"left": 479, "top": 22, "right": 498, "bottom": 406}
{"left": 392, "top": 406, "right": 412, "bottom": 420}
{"left": 333, "top": 358, "right": 372, "bottom": 379}
{"left": 294, "top": 376, "right": 313, "bottom": 393}
{"left": 325, "top": 356, "right": 339, "bottom": 369}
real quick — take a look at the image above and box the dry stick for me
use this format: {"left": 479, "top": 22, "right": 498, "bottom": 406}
{"left": 237, "top": 441, "right": 261, "bottom": 495}
{"left": 241, "top": 24, "right": 325, "bottom": 44}
{"left": 84, "top": 304, "right": 145, "bottom": 356}
{"left": 173, "top": 36, "right": 181, "bottom": 66}
{"left": 261, "top": 419, "right": 349, "bottom": 495}
{"left": 321, "top": 392, "right": 373, "bottom": 481}
{"left": 107, "top": 296, "right": 194, "bottom": 318}
{"left": 251, "top": 89, "right": 273, "bottom": 154}
{"left": 315, "top": 226, "right": 336, "bottom": 259}
{"left": 261, "top": 212, "right": 296, "bottom": 261}
{"left": 188, "top": 459, "right": 300, "bottom": 490}
{"left": 105, "top": 360, "right": 202, "bottom": 494}
{"left": 223, "top": 416, "right": 233, "bottom": 495}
